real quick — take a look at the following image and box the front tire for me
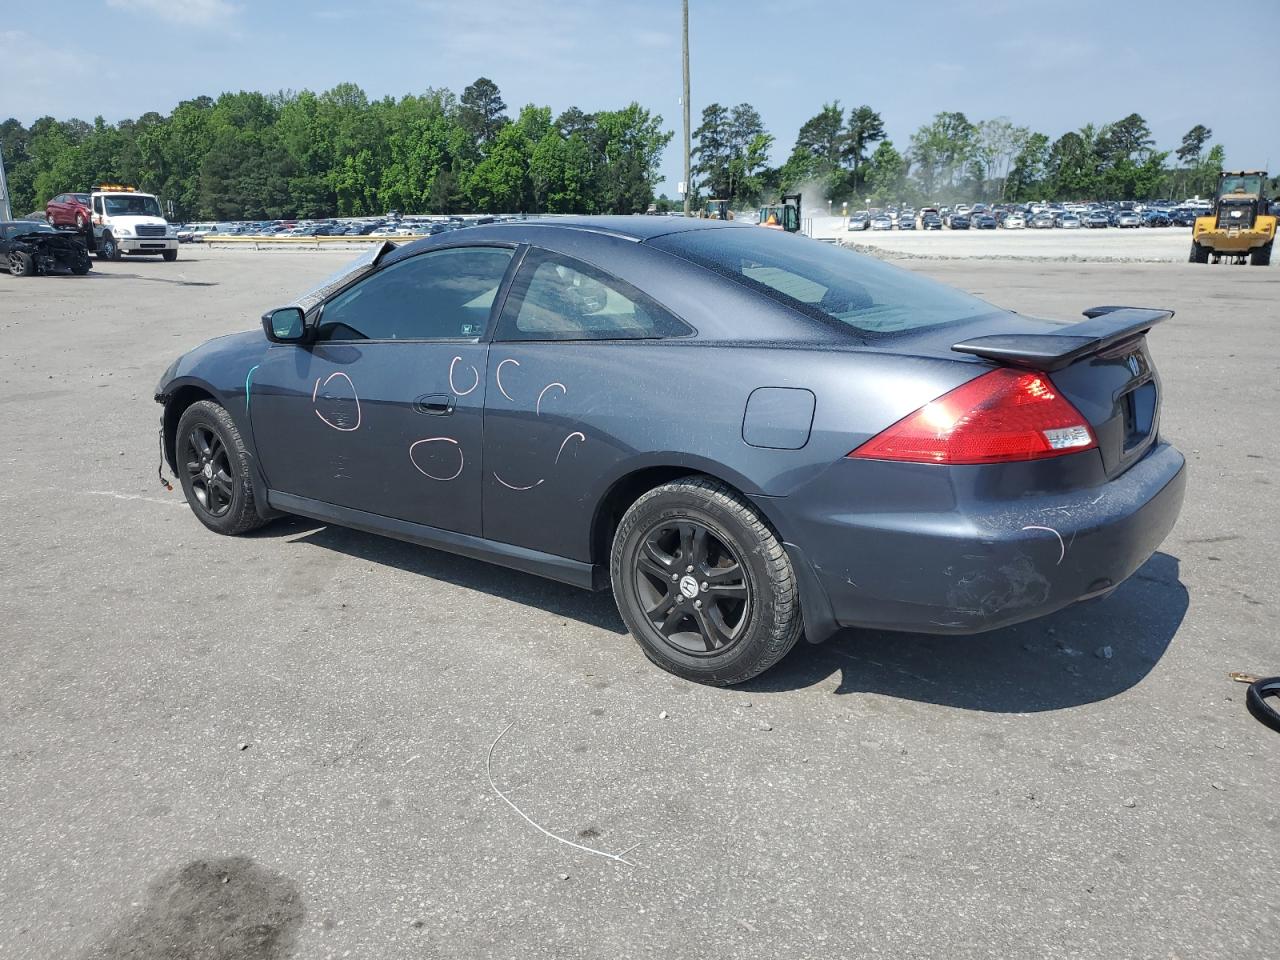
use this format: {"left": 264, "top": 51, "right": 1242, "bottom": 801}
{"left": 174, "top": 400, "right": 268, "bottom": 536}
{"left": 71, "top": 254, "right": 91, "bottom": 275}
{"left": 7, "top": 251, "right": 34, "bottom": 277}
{"left": 162, "top": 249, "right": 178, "bottom": 262}
{"left": 1251, "top": 242, "right": 1272, "bottom": 267}
{"left": 99, "top": 233, "right": 122, "bottom": 262}
{"left": 610, "top": 476, "right": 802, "bottom": 686}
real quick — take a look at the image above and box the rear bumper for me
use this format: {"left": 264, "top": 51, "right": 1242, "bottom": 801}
{"left": 774, "top": 442, "right": 1186, "bottom": 640}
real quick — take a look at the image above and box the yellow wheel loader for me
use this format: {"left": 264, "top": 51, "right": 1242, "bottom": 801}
{"left": 1190, "top": 171, "right": 1275, "bottom": 266}
{"left": 757, "top": 193, "right": 802, "bottom": 232}
{"left": 699, "top": 199, "right": 734, "bottom": 220}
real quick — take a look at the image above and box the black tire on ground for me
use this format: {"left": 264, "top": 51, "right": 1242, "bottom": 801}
{"left": 7, "top": 251, "right": 34, "bottom": 277}
{"left": 610, "top": 476, "right": 803, "bottom": 686}
{"left": 1251, "top": 242, "right": 1272, "bottom": 267}
{"left": 174, "top": 400, "right": 269, "bottom": 536}
{"left": 1188, "top": 241, "right": 1210, "bottom": 264}
{"left": 99, "top": 233, "right": 122, "bottom": 262}
{"left": 162, "top": 249, "right": 178, "bottom": 262}
{"left": 1246, "top": 677, "right": 1280, "bottom": 733}
{"left": 70, "top": 254, "right": 91, "bottom": 275}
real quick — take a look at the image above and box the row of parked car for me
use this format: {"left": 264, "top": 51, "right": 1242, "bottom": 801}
{"left": 175, "top": 214, "right": 522, "bottom": 243}
{"left": 848, "top": 201, "right": 1209, "bottom": 232}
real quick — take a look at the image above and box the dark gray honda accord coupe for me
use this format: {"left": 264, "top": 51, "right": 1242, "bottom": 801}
{"left": 155, "top": 217, "right": 1185, "bottom": 685}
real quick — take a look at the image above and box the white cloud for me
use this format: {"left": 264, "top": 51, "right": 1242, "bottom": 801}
{"left": 413, "top": 0, "right": 662, "bottom": 63}
{"left": 104, "top": 0, "right": 242, "bottom": 28}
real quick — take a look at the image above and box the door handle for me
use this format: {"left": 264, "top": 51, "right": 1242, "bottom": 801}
{"left": 414, "top": 393, "right": 455, "bottom": 415}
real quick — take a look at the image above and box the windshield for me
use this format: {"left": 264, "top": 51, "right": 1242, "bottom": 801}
{"left": 102, "top": 194, "right": 163, "bottom": 217}
{"left": 649, "top": 228, "right": 996, "bottom": 337}
{"left": 1219, "top": 174, "right": 1263, "bottom": 197}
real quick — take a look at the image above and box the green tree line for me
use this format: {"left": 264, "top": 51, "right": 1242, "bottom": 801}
{"left": 692, "top": 103, "right": 1231, "bottom": 208}
{"left": 0, "top": 81, "right": 1246, "bottom": 219}
{"left": 0, "top": 78, "right": 670, "bottom": 220}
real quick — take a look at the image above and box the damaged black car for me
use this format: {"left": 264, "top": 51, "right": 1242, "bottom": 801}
{"left": 1, "top": 221, "right": 92, "bottom": 277}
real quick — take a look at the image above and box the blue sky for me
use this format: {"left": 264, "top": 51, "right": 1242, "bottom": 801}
{"left": 3, "top": 0, "right": 1274, "bottom": 191}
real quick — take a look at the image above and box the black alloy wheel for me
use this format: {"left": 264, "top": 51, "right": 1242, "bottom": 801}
{"left": 634, "top": 518, "right": 751, "bottom": 656}
{"left": 184, "top": 424, "right": 235, "bottom": 518}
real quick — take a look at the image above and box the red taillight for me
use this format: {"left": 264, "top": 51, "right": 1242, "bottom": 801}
{"left": 848, "top": 368, "right": 1097, "bottom": 465}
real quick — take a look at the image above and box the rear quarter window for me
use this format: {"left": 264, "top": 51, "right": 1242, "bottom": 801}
{"left": 495, "top": 249, "right": 691, "bottom": 341}
{"left": 648, "top": 228, "right": 996, "bottom": 337}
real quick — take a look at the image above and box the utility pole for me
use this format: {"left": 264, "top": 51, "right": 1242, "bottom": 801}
{"left": 682, "top": 0, "right": 691, "bottom": 217}
{"left": 0, "top": 141, "right": 12, "bottom": 221}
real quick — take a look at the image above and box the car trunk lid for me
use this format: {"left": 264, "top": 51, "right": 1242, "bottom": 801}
{"left": 950, "top": 306, "right": 1171, "bottom": 479}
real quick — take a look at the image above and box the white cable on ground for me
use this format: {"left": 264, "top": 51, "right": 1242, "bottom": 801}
{"left": 485, "top": 721, "right": 641, "bottom": 867}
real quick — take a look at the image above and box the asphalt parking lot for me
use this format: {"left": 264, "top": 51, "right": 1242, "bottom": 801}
{"left": 1, "top": 245, "right": 1277, "bottom": 960}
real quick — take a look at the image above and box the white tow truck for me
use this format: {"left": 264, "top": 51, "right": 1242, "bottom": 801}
{"left": 89, "top": 184, "right": 179, "bottom": 261}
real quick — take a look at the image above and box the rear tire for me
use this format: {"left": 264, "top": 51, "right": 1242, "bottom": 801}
{"left": 162, "top": 249, "right": 178, "bottom": 262}
{"left": 174, "top": 400, "right": 268, "bottom": 536}
{"left": 610, "top": 476, "right": 802, "bottom": 686}
{"left": 1251, "top": 242, "right": 1272, "bottom": 267}
{"left": 7, "top": 251, "right": 34, "bottom": 277}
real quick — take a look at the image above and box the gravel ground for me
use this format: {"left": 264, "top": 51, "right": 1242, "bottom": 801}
{"left": 1, "top": 245, "right": 1277, "bottom": 960}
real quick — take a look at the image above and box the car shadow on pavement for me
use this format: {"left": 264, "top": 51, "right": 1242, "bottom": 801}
{"left": 744, "top": 552, "right": 1188, "bottom": 712}
{"left": 266, "top": 518, "right": 629, "bottom": 635}
{"left": 254, "top": 518, "right": 1185, "bottom": 709}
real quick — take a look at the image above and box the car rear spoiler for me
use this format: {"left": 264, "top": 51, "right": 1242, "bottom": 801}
{"left": 951, "top": 306, "right": 1174, "bottom": 371}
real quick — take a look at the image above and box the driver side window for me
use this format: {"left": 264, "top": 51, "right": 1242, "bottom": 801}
{"left": 314, "top": 246, "right": 514, "bottom": 342}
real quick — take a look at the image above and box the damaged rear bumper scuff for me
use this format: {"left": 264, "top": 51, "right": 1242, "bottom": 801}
{"left": 771, "top": 441, "right": 1186, "bottom": 640}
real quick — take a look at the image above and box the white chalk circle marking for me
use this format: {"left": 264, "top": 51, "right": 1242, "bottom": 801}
{"left": 496, "top": 358, "right": 521, "bottom": 401}
{"left": 536, "top": 382, "right": 566, "bottom": 415}
{"left": 313, "top": 371, "right": 362, "bottom": 432}
{"left": 555, "top": 431, "right": 586, "bottom": 464}
{"left": 409, "top": 437, "right": 464, "bottom": 481}
{"left": 493, "top": 472, "right": 544, "bottom": 492}
{"left": 449, "top": 356, "right": 480, "bottom": 396}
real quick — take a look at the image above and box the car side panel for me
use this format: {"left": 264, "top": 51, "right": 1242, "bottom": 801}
{"left": 480, "top": 342, "right": 976, "bottom": 562}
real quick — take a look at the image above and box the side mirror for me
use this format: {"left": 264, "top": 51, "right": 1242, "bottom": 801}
{"left": 262, "top": 306, "right": 306, "bottom": 343}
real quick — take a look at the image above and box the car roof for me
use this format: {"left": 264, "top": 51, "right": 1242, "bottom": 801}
{"left": 469, "top": 215, "right": 754, "bottom": 242}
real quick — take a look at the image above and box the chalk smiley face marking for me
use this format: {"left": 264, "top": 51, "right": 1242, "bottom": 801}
{"left": 490, "top": 362, "right": 585, "bottom": 492}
